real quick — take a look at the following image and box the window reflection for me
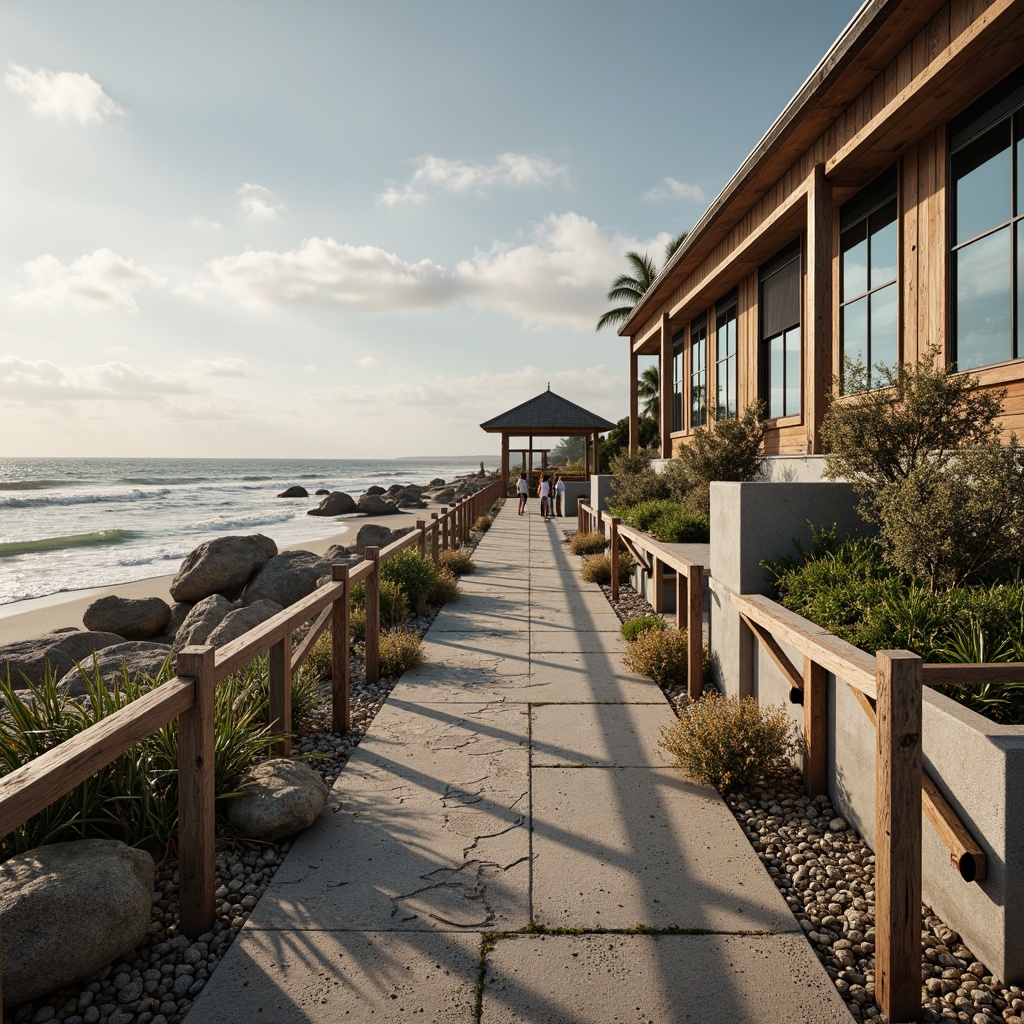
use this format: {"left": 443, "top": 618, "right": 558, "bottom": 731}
{"left": 955, "top": 227, "right": 1012, "bottom": 369}
{"left": 715, "top": 298, "right": 738, "bottom": 420}
{"left": 759, "top": 242, "right": 801, "bottom": 419}
{"left": 690, "top": 319, "right": 707, "bottom": 429}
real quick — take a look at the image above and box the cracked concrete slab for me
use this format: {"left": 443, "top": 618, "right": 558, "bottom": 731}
{"left": 529, "top": 630, "right": 625, "bottom": 655}
{"left": 531, "top": 767, "right": 799, "bottom": 933}
{"left": 187, "top": 929, "right": 481, "bottom": 1024}
{"left": 526, "top": 652, "right": 662, "bottom": 703}
{"left": 530, "top": 703, "right": 672, "bottom": 767}
{"left": 481, "top": 933, "right": 853, "bottom": 1024}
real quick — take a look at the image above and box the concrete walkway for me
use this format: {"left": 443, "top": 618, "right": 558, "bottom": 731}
{"left": 189, "top": 505, "right": 851, "bottom": 1023}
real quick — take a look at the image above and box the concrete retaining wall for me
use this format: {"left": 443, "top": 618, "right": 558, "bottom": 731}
{"left": 708, "top": 479, "right": 1024, "bottom": 983}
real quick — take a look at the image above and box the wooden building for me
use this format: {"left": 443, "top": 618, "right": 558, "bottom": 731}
{"left": 621, "top": 0, "right": 1024, "bottom": 465}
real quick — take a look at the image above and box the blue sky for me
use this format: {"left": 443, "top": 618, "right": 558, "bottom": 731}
{"left": 1, "top": 1, "right": 857, "bottom": 458}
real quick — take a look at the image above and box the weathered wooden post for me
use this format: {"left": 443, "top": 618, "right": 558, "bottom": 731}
{"left": 875, "top": 650, "right": 923, "bottom": 1023}
{"left": 803, "top": 657, "right": 826, "bottom": 796}
{"left": 577, "top": 497, "right": 585, "bottom": 535}
{"left": 610, "top": 517, "right": 621, "bottom": 602}
{"left": 176, "top": 644, "right": 217, "bottom": 938}
{"left": 269, "top": 630, "right": 292, "bottom": 757}
{"left": 687, "top": 565, "right": 704, "bottom": 700}
{"left": 331, "top": 563, "right": 350, "bottom": 733}
{"left": 365, "top": 546, "right": 381, "bottom": 684}
{"left": 652, "top": 557, "right": 665, "bottom": 613}
{"left": 441, "top": 506, "right": 449, "bottom": 551}
{"left": 430, "top": 513, "right": 440, "bottom": 564}
{"left": 415, "top": 520, "right": 428, "bottom": 616}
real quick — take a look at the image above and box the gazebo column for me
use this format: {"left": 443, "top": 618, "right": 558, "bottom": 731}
{"left": 659, "top": 312, "right": 672, "bottom": 459}
{"left": 527, "top": 435, "right": 533, "bottom": 487}
{"left": 593, "top": 431, "right": 600, "bottom": 475}
{"left": 583, "top": 435, "right": 590, "bottom": 480}
{"left": 629, "top": 342, "right": 639, "bottom": 454}
{"left": 501, "top": 435, "right": 509, "bottom": 492}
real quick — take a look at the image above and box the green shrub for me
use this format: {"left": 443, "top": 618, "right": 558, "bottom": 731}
{"left": 623, "top": 626, "right": 689, "bottom": 687}
{"left": 298, "top": 627, "right": 333, "bottom": 681}
{"left": 350, "top": 606, "right": 367, "bottom": 641}
{"left": 381, "top": 549, "right": 438, "bottom": 605}
{"left": 570, "top": 531, "right": 609, "bottom": 556}
{"left": 234, "top": 653, "right": 323, "bottom": 729}
{"left": 614, "top": 500, "right": 710, "bottom": 543}
{"left": 620, "top": 616, "right": 666, "bottom": 643}
{"left": 608, "top": 447, "right": 669, "bottom": 508}
{"left": 379, "top": 629, "right": 424, "bottom": 678}
{"left": 658, "top": 692, "right": 794, "bottom": 790}
{"left": 580, "top": 551, "right": 634, "bottom": 586}
{"left": 439, "top": 549, "right": 475, "bottom": 576}
{"left": 427, "top": 566, "right": 462, "bottom": 604}
{"left": 350, "top": 579, "right": 409, "bottom": 626}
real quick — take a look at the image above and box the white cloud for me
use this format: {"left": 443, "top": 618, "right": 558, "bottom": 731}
{"left": 12, "top": 248, "right": 166, "bottom": 312}
{"left": 355, "top": 355, "right": 380, "bottom": 368}
{"left": 186, "top": 236, "right": 453, "bottom": 312}
{"left": 0, "top": 356, "right": 200, "bottom": 402}
{"left": 377, "top": 184, "right": 426, "bottom": 208}
{"left": 5, "top": 64, "right": 124, "bottom": 124}
{"left": 238, "top": 183, "right": 284, "bottom": 222}
{"left": 189, "top": 216, "right": 222, "bottom": 230}
{"left": 644, "top": 177, "right": 706, "bottom": 203}
{"left": 189, "top": 357, "right": 262, "bottom": 378}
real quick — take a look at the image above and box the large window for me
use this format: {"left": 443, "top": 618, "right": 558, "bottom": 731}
{"left": 759, "top": 241, "right": 801, "bottom": 419}
{"left": 672, "top": 330, "right": 685, "bottom": 433}
{"left": 840, "top": 166, "right": 898, "bottom": 391}
{"left": 715, "top": 294, "right": 738, "bottom": 420}
{"left": 951, "top": 67, "right": 1024, "bottom": 369}
{"left": 690, "top": 316, "right": 707, "bottom": 429}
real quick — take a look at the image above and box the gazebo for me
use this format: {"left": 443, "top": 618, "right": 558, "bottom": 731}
{"left": 480, "top": 386, "right": 616, "bottom": 488}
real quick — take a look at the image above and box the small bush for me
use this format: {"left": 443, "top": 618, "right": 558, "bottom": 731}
{"left": 350, "top": 606, "right": 367, "bottom": 641}
{"left": 473, "top": 514, "right": 493, "bottom": 532}
{"left": 658, "top": 692, "right": 794, "bottom": 790}
{"left": 381, "top": 549, "right": 438, "bottom": 605}
{"left": 623, "top": 626, "right": 689, "bottom": 686}
{"left": 439, "top": 549, "right": 475, "bottom": 576}
{"left": 379, "top": 629, "right": 424, "bottom": 678}
{"left": 298, "top": 627, "right": 333, "bottom": 681}
{"left": 621, "top": 616, "right": 666, "bottom": 643}
{"left": 614, "top": 500, "right": 710, "bottom": 543}
{"left": 580, "top": 551, "right": 634, "bottom": 586}
{"left": 350, "top": 579, "right": 409, "bottom": 626}
{"left": 608, "top": 447, "right": 669, "bottom": 508}
{"left": 428, "top": 566, "right": 462, "bottom": 604}
{"left": 570, "top": 531, "right": 609, "bottom": 555}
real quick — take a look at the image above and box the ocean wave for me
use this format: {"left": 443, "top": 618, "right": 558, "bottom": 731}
{"left": 116, "top": 549, "right": 187, "bottom": 567}
{"left": 0, "top": 488, "right": 170, "bottom": 509}
{"left": 0, "top": 479, "right": 84, "bottom": 491}
{"left": 188, "top": 510, "right": 295, "bottom": 531}
{"left": 119, "top": 476, "right": 211, "bottom": 486}
{"left": 0, "top": 530, "right": 138, "bottom": 557}
{"left": 241, "top": 475, "right": 274, "bottom": 482}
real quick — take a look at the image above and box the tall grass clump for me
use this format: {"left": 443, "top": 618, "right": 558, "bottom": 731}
{"left": 623, "top": 626, "right": 688, "bottom": 687}
{"left": 439, "top": 549, "right": 475, "bottom": 576}
{"left": 427, "top": 566, "right": 461, "bottom": 605}
{"left": 379, "top": 629, "right": 424, "bottom": 678}
{"left": 474, "top": 514, "right": 493, "bottom": 532}
{"left": 580, "top": 551, "right": 633, "bottom": 586}
{"left": 350, "top": 579, "right": 409, "bottom": 627}
{"left": 570, "top": 531, "right": 608, "bottom": 556}
{"left": 381, "top": 550, "right": 438, "bottom": 606}
{"left": 658, "top": 692, "right": 794, "bottom": 790}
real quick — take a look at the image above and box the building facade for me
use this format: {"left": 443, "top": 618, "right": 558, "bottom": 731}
{"left": 621, "top": 0, "right": 1024, "bottom": 468}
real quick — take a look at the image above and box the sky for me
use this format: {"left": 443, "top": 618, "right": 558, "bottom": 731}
{"left": 0, "top": 1, "right": 858, "bottom": 459}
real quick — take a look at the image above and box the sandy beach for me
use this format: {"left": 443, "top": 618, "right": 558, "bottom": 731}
{"left": 0, "top": 505, "right": 443, "bottom": 645}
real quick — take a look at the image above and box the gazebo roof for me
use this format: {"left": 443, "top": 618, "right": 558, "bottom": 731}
{"left": 480, "top": 388, "right": 616, "bottom": 434}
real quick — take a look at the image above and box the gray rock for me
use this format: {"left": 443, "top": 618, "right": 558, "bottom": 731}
{"left": 428, "top": 477, "right": 446, "bottom": 487}
{"left": 277, "top": 485, "right": 308, "bottom": 498}
{"left": 165, "top": 601, "right": 193, "bottom": 639}
{"left": 0, "top": 630, "right": 126, "bottom": 689}
{"left": 353, "top": 524, "right": 394, "bottom": 553}
{"left": 172, "top": 595, "right": 235, "bottom": 652}
{"left": 242, "top": 551, "right": 328, "bottom": 608}
{"left": 432, "top": 488, "right": 456, "bottom": 503}
{"left": 306, "top": 491, "right": 356, "bottom": 517}
{"left": 0, "top": 839, "right": 155, "bottom": 1006}
{"left": 225, "top": 759, "right": 329, "bottom": 841}
{"left": 57, "top": 642, "right": 173, "bottom": 696}
{"left": 82, "top": 596, "right": 171, "bottom": 641}
{"left": 206, "top": 600, "right": 283, "bottom": 648}
{"left": 169, "top": 535, "right": 277, "bottom": 603}
{"left": 356, "top": 493, "right": 399, "bottom": 515}
{"left": 314, "top": 488, "right": 330, "bottom": 495}
{"left": 365, "top": 485, "right": 387, "bottom": 495}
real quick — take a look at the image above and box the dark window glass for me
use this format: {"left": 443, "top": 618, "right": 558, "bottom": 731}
{"left": 841, "top": 219, "right": 867, "bottom": 301}
{"left": 672, "top": 331, "right": 685, "bottom": 433}
{"left": 715, "top": 297, "right": 738, "bottom": 420}
{"left": 759, "top": 242, "right": 801, "bottom": 419}
{"left": 690, "top": 318, "right": 707, "bottom": 429}
{"left": 955, "top": 226, "right": 1012, "bottom": 369}
{"left": 953, "top": 123, "right": 1011, "bottom": 245}
{"left": 869, "top": 285, "right": 899, "bottom": 377}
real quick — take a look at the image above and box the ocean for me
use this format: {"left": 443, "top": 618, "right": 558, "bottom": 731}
{"left": 0, "top": 456, "right": 494, "bottom": 606}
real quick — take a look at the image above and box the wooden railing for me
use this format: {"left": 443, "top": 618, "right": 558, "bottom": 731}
{"left": 577, "top": 499, "right": 705, "bottom": 698}
{"left": 731, "top": 589, "right": 1024, "bottom": 1021}
{"left": 0, "top": 476, "right": 504, "bottom": 1019}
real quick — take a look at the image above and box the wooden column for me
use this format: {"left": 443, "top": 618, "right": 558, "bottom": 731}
{"left": 875, "top": 650, "right": 923, "bottom": 1024}
{"left": 365, "top": 546, "right": 381, "bottom": 684}
{"left": 652, "top": 557, "right": 665, "bottom": 612}
{"left": 269, "top": 631, "right": 292, "bottom": 757}
{"left": 584, "top": 436, "right": 590, "bottom": 480}
{"left": 659, "top": 312, "right": 672, "bottom": 458}
{"left": 177, "top": 644, "right": 216, "bottom": 939}
{"left": 610, "top": 517, "right": 621, "bottom": 602}
{"left": 629, "top": 342, "right": 639, "bottom": 454}
{"left": 803, "top": 657, "right": 827, "bottom": 796}
{"left": 527, "top": 436, "right": 533, "bottom": 486}
{"left": 441, "top": 506, "right": 449, "bottom": 550}
{"left": 331, "top": 563, "right": 350, "bottom": 733}
{"left": 807, "top": 162, "right": 833, "bottom": 454}
{"left": 687, "top": 567, "right": 703, "bottom": 700}
{"left": 501, "top": 435, "right": 509, "bottom": 492}
{"left": 430, "top": 513, "right": 440, "bottom": 563}
{"left": 593, "top": 431, "right": 600, "bottom": 474}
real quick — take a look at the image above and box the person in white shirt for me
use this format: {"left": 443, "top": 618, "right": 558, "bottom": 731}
{"left": 553, "top": 475, "right": 565, "bottom": 517}
{"left": 517, "top": 473, "right": 529, "bottom": 515}
{"left": 538, "top": 475, "right": 551, "bottom": 518}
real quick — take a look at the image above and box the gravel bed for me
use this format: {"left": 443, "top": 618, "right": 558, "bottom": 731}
{"left": 4, "top": 526, "right": 495, "bottom": 1024}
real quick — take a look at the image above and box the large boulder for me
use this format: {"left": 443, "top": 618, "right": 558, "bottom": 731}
{"left": 165, "top": 601, "right": 194, "bottom": 639}
{"left": 172, "top": 594, "right": 236, "bottom": 652}
{"left": 226, "top": 760, "right": 329, "bottom": 842}
{"left": 356, "top": 493, "right": 398, "bottom": 515}
{"left": 307, "top": 491, "right": 356, "bottom": 517}
{"left": 0, "top": 839, "right": 155, "bottom": 1006}
{"left": 206, "top": 600, "right": 282, "bottom": 648}
{"left": 170, "top": 534, "right": 277, "bottom": 603}
{"left": 365, "top": 485, "right": 387, "bottom": 496}
{"left": 432, "top": 488, "right": 456, "bottom": 503}
{"left": 57, "top": 641, "right": 172, "bottom": 697}
{"left": 314, "top": 488, "right": 330, "bottom": 495}
{"left": 0, "top": 629, "right": 126, "bottom": 689}
{"left": 353, "top": 523, "right": 394, "bottom": 553}
{"left": 242, "top": 551, "right": 328, "bottom": 608}
{"left": 82, "top": 595, "right": 171, "bottom": 641}
{"left": 277, "top": 485, "right": 308, "bottom": 498}
{"left": 429, "top": 477, "right": 446, "bottom": 487}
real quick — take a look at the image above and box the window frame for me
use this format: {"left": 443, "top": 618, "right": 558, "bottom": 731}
{"left": 671, "top": 329, "right": 686, "bottom": 434}
{"left": 714, "top": 293, "right": 739, "bottom": 421}
{"left": 758, "top": 240, "right": 803, "bottom": 421}
{"left": 689, "top": 315, "right": 708, "bottom": 430}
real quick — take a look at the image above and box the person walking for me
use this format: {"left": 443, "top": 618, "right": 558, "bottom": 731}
{"left": 553, "top": 474, "right": 565, "bottom": 517}
{"left": 516, "top": 473, "right": 529, "bottom": 515}
{"left": 538, "top": 475, "right": 551, "bottom": 518}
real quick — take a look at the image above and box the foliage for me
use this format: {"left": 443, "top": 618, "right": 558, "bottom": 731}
{"left": 350, "top": 606, "right": 367, "bottom": 642}
{"left": 238, "top": 653, "right": 323, "bottom": 730}
{"left": 620, "top": 616, "right": 667, "bottom": 643}
{"left": 298, "top": 627, "right": 335, "bottom": 682}
{"left": 439, "top": 549, "right": 476, "bottom": 576}
{"left": 550, "top": 435, "right": 585, "bottom": 465}
{"left": 608, "top": 447, "right": 668, "bottom": 508}
{"left": 379, "top": 629, "right": 424, "bottom": 678}
{"left": 638, "top": 365, "right": 660, "bottom": 421}
{"left": 623, "top": 626, "right": 689, "bottom": 687}
{"left": 666, "top": 403, "right": 765, "bottom": 518}
{"left": 350, "top": 579, "right": 409, "bottom": 627}
{"left": 600, "top": 415, "right": 659, "bottom": 464}
{"left": 580, "top": 551, "right": 634, "bottom": 586}
{"left": 658, "top": 692, "right": 795, "bottom": 790}
{"left": 473, "top": 514, "right": 493, "bottom": 533}
{"left": 595, "top": 251, "right": 659, "bottom": 332}
{"left": 612, "top": 500, "right": 710, "bottom": 543}
{"left": 570, "top": 531, "right": 609, "bottom": 556}
{"left": 427, "top": 566, "right": 462, "bottom": 604}
{"left": 381, "top": 549, "right": 438, "bottom": 605}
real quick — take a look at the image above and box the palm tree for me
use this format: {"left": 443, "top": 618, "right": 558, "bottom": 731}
{"left": 595, "top": 230, "right": 688, "bottom": 332}
{"left": 638, "top": 365, "right": 659, "bottom": 420}
{"left": 664, "top": 229, "right": 688, "bottom": 263}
